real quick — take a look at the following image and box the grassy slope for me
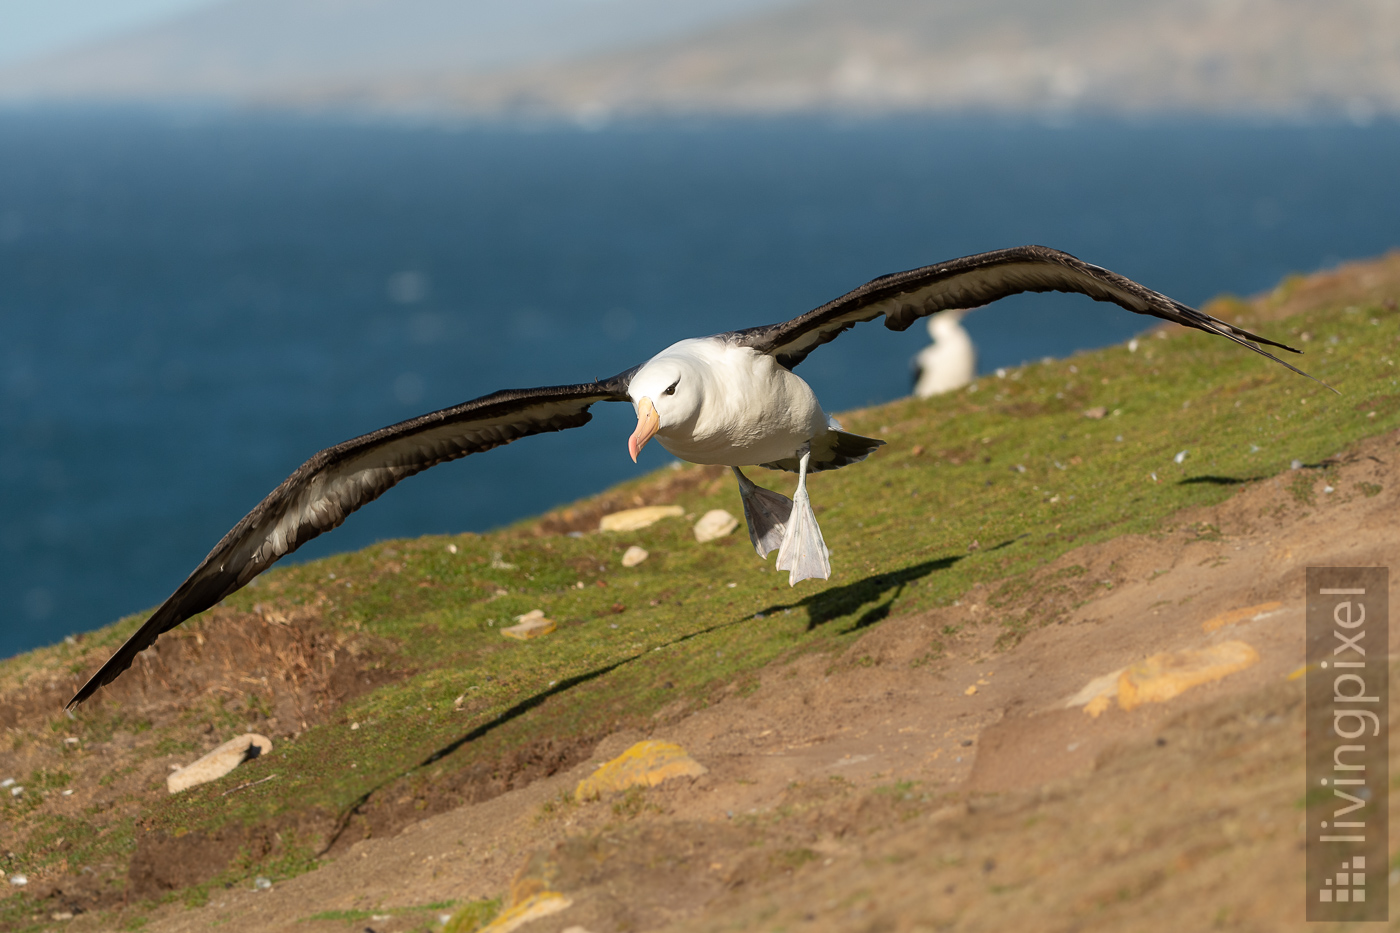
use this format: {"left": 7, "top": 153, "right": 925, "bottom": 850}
{"left": 2, "top": 254, "right": 1399, "bottom": 927}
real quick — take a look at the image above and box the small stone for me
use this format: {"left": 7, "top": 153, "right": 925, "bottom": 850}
{"left": 447, "top": 544, "right": 458, "bottom": 554}
{"left": 1082, "top": 406, "right": 1107, "bottom": 419}
{"left": 1290, "top": 459, "right": 1303, "bottom": 470}
{"left": 621, "top": 546, "right": 649, "bottom": 568}
{"left": 693, "top": 509, "right": 738, "bottom": 543}
{"left": 599, "top": 505, "right": 683, "bottom": 532}
{"left": 964, "top": 685, "right": 977, "bottom": 696}
{"left": 0, "top": 778, "right": 13, "bottom": 788}
{"left": 51, "top": 912, "right": 74, "bottom": 921}
{"left": 1174, "top": 450, "right": 1188, "bottom": 464}
{"left": 7, "top": 874, "right": 27, "bottom": 886}
{"left": 253, "top": 876, "right": 272, "bottom": 891}
{"left": 575, "top": 740, "right": 707, "bottom": 799}
{"left": 9, "top": 786, "right": 22, "bottom": 797}
{"left": 502, "top": 610, "right": 556, "bottom": 641}
{"left": 167, "top": 734, "right": 273, "bottom": 794}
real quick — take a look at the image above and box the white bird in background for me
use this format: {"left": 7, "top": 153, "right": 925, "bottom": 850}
{"left": 913, "top": 307, "right": 977, "bottom": 397}
{"left": 68, "top": 245, "right": 1318, "bottom": 708}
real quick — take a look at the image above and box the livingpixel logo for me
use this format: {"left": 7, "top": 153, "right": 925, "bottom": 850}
{"left": 1306, "top": 567, "right": 1389, "bottom": 922}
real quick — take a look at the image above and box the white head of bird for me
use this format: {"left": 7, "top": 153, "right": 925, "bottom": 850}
{"left": 627, "top": 349, "right": 702, "bottom": 462}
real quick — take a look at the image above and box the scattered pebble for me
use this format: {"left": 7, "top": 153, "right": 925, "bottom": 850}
{"left": 1128, "top": 338, "right": 1139, "bottom": 353}
{"left": 253, "top": 876, "right": 272, "bottom": 891}
{"left": 502, "top": 610, "right": 557, "bottom": 641}
{"left": 621, "top": 546, "right": 649, "bottom": 568}
{"left": 350, "top": 722, "right": 360, "bottom": 730}
{"left": 1082, "top": 406, "right": 1107, "bottom": 420}
{"left": 62, "top": 737, "right": 79, "bottom": 746}
{"left": 8, "top": 874, "right": 27, "bottom": 886}
{"left": 693, "top": 509, "right": 739, "bottom": 543}
{"left": 447, "top": 544, "right": 458, "bottom": 554}
{"left": 9, "top": 787, "right": 22, "bottom": 797}
{"left": 1291, "top": 459, "right": 1304, "bottom": 470}
{"left": 50, "top": 911, "right": 73, "bottom": 921}
{"left": 1174, "top": 450, "right": 1188, "bottom": 464}
{"left": 61, "top": 789, "right": 73, "bottom": 796}
{"left": 1324, "top": 485, "right": 1335, "bottom": 494}
{"left": 0, "top": 778, "right": 13, "bottom": 788}
{"left": 167, "top": 734, "right": 273, "bottom": 794}
{"left": 599, "top": 505, "right": 683, "bottom": 532}
{"left": 964, "top": 685, "right": 978, "bottom": 696}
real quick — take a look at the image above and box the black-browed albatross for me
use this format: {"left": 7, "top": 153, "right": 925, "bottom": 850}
{"left": 67, "top": 245, "right": 1317, "bottom": 708}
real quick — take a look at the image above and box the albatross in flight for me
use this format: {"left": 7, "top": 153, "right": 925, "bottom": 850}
{"left": 67, "top": 245, "right": 1317, "bottom": 708}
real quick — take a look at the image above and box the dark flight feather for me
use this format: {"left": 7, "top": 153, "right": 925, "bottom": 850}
{"left": 67, "top": 376, "right": 632, "bottom": 708}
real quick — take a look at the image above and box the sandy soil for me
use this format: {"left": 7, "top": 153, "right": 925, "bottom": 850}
{"left": 28, "top": 422, "right": 1376, "bottom": 933}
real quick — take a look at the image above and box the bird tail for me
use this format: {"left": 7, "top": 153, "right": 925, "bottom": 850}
{"left": 759, "top": 429, "right": 885, "bottom": 474}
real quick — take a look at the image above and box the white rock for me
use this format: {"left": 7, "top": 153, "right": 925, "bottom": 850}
{"left": 693, "top": 509, "right": 739, "bottom": 543}
{"left": 621, "top": 546, "right": 649, "bottom": 567}
{"left": 502, "top": 611, "right": 556, "bottom": 640}
{"left": 167, "top": 734, "right": 273, "bottom": 794}
{"left": 8, "top": 874, "right": 27, "bottom": 886}
{"left": 599, "top": 505, "right": 683, "bottom": 532}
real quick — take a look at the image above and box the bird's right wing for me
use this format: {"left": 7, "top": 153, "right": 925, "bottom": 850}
{"left": 732, "top": 245, "right": 1315, "bottom": 381}
{"left": 68, "top": 373, "right": 634, "bottom": 708}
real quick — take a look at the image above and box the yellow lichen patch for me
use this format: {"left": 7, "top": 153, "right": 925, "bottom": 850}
{"left": 1200, "top": 601, "right": 1283, "bottom": 633}
{"left": 1083, "top": 695, "right": 1112, "bottom": 718}
{"left": 1116, "top": 641, "right": 1260, "bottom": 711}
{"left": 574, "top": 740, "right": 707, "bottom": 800}
{"left": 477, "top": 893, "right": 573, "bottom": 933}
{"left": 598, "top": 505, "right": 683, "bottom": 532}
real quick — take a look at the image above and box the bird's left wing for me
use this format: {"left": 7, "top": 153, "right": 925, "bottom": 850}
{"left": 732, "top": 245, "right": 1314, "bottom": 380}
{"left": 68, "top": 374, "right": 634, "bottom": 708}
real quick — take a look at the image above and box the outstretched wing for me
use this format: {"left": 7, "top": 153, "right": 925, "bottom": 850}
{"left": 68, "top": 373, "right": 634, "bottom": 708}
{"left": 732, "top": 245, "right": 1314, "bottom": 380}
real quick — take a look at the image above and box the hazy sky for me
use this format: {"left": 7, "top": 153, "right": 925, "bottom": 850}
{"left": 0, "top": 1, "right": 224, "bottom": 67}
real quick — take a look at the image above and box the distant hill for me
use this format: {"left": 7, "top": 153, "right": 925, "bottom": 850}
{"left": 0, "top": 0, "right": 801, "bottom": 104}
{"left": 3, "top": 0, "right": 1398, "bottom": 119}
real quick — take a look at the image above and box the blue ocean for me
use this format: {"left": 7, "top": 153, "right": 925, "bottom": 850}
{"left": 2, "top": 110, "right": 1398, "bottom": 658}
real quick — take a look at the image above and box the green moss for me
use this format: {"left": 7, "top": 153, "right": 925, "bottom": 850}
{"left": 442, "top": 897, "right": 501, "bottom": 933}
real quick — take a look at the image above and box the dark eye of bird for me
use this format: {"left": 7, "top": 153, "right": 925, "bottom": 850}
{"left": 664, "top": 380, "right": 678, "bottom": 396}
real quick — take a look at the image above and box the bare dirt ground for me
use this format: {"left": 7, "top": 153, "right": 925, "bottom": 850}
{"left": 71, "top": 425, "right": 1392, "bottom": 933}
